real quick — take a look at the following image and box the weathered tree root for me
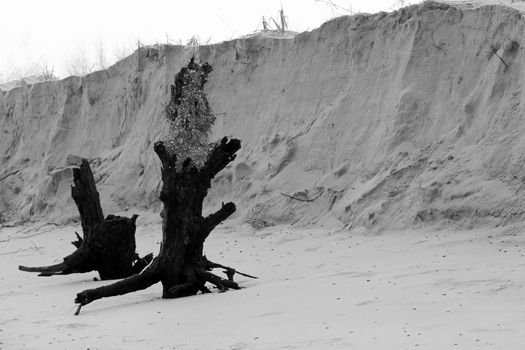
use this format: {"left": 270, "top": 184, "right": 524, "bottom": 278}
{"left": 204, "top": 257, "right": 258, "bottom": 280}
{"left": 19, "top": 262, "right": 70, "bottom": 275}
{"left": 74, "top": 59, "right": 255, "bottom": 315}
{"left": 18, "top": 159, "right": 152, "bottom": 279}
{"left": 74, "top": 139, "right": 256, "bottom": 314}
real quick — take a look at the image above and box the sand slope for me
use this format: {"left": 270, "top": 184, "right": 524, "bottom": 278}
{"left": 2, "top": 1, "right": 525, "bottom": 230}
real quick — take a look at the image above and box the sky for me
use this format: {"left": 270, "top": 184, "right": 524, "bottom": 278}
{"left": 0, "top": 0, "right": 422, "bottom": 80}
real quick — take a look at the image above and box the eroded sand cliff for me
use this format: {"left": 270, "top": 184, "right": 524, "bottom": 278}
{"left": 2, "top": 1, "right": 525, "bottom": 230}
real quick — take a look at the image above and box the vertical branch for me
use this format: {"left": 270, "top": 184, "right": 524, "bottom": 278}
{"left": 71, "top": 159, "right": 104, "bottom": 237}
{"left": 200, "top": 137, "right": 241, "bottom": 180}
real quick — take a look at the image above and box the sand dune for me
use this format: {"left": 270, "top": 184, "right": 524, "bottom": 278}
{"left": 2, "top": 2, "right": 525, "bottom": 231}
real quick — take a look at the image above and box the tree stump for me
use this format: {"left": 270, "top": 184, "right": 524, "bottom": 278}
{"left": 19, "top": 159, "right": 152, "bottom": 279}
{"left": 74, "top": 59, "right": 255, "bottom": 314}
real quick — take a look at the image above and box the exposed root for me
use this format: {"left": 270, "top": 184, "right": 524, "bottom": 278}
{"left": 131, "top": 253, "right": 154, "bottom": 274}
{"left": 167, "top": 280, "right": 198, "bottom": 296}
{"left": 75, "top": 259, "right": 161, "bottom": 311}
{"left": 166, "top": 268, "right": 212, "bottom": 297}
{"left": 196, "top": 270, "right": 241, "bottom": 292}
{"left": 200, "top": 285, "right": 212, "bottom": 294}
{"left": 204, "top": 257, "right": 257, "bottom": 280}
{"left": 18, "top": 262, "right": 70, "bottom": 276}
{"left": 166, "top": 268, "right": 199, "bottom": 297}
{"left": 167, "top": 259, "right": 254, "bottom": 297}
{"left": 74, "top": 304, "right": 82, "bottom": 316}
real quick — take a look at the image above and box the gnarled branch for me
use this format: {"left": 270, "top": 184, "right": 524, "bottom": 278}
{"left": 201, "top": 137, "right": 241, "bottom": 179}
{"left": 75, "top": 259, "right": 161, "bottom": 307}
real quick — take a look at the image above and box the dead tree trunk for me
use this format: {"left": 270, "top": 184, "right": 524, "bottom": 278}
{"left": 74, "top": 59, "right": 255, "bottom": 314}
{"left": 19, "top": 159, "right": 152, "bottom": 279}
{"left": 74, "top": 138, "right": 253, "bottom": 313}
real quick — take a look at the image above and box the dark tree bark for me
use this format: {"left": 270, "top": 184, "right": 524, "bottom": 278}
{"left": 19, "top": 160, "right": 152, "bottom": 279}
{"left": 74, "top": 138, "right": 255, "bottom": 313}
{"left": 74, "top": 59, "right": 255, "bottom": 315}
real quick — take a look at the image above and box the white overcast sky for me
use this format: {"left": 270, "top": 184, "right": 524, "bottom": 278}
{"left": 0, "top": 0, "right": 421, "bottom": 79}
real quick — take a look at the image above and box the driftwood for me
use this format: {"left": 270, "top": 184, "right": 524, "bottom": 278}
{"left": 74, "top": 59, "right": 255, "bottom": 314}
{"left": 19, "top": 160, "right": 152, "bottom": 279}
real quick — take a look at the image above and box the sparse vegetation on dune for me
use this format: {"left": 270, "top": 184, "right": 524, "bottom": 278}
{"left": 0, "top": 35, "right": 214, "bottom": 85}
